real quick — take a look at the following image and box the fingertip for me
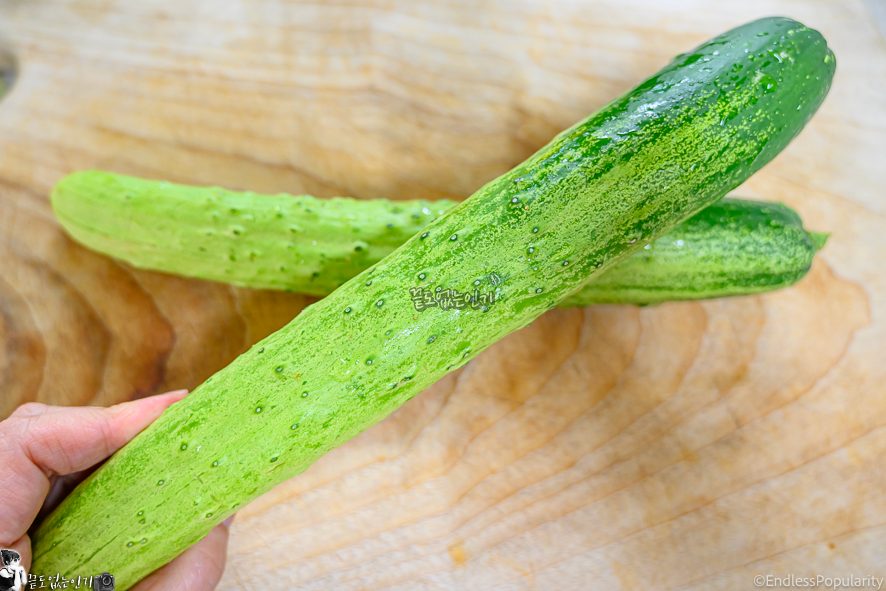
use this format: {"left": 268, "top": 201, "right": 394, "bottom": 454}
{"left": 157, "top": 389, "right": 189, "bottom": 404}
{"left": 114, "top": 389, "right": 189, "bottom": 417}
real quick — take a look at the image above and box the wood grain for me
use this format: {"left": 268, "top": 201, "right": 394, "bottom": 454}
{"left": 1, "top": 1, "right": 884, "bottom": 589}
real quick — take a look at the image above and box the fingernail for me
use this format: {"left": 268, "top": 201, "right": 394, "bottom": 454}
{"left": 222, "top": 513, "right": 237, "bottom": 528}
{"left": 158, "top": 389, "right": 189, "bottom": 403}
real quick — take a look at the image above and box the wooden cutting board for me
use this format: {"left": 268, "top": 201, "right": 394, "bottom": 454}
{"left": 1, "top": 1, "right": 885, "bottom": 589}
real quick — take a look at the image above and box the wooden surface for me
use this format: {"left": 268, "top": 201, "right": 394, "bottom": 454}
{"left": 1, "top": 1, "right": 885, "bottom": 589}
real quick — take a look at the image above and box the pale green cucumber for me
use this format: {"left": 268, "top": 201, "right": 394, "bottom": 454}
{"left": 33, "top": 17, "right": 835, "bottom": 589}
{"left": 52, "top": 170, "right": 457, "bottom": 296}
{"left": 54, "top": 172, "right": 824, "bottom": 305}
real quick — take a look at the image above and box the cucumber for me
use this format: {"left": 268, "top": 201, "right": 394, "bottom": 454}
{"left": 53, "top": 172, "right": 824, "bottom": 304}
{"left": 33, "top": 17, "right": 835, "bottom": 589}
{"left": 561, "top": 198, "right": 826, "bottom": 306}
{"left": 52, "top": 170, "right": 458, "bottom": 296}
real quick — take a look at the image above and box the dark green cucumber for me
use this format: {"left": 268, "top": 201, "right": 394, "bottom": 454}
{"left": 562, "top": 198, "right": 826, "bottom": 306}
{"left": 33, "top": 17, "right": 835, "bottom": 589}
{"left": 53, "top": 171, "right": 823, "bottom": 305}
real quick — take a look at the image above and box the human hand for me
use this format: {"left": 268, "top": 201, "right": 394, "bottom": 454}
{"left": 0, "top": 391, "right": 233, "bottom": 590}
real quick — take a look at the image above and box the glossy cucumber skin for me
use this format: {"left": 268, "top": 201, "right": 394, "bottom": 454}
{"left": 54, "top": 172, "right": 821, "bottom": 304}
{"left": 33, "top": 18, "right": 835, "bottom": 589}
{"left": 562, "top": 198, "right": 822, "bottom": 306}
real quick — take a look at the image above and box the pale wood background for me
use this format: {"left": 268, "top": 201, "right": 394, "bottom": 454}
{"left": 1, "top": 1, "right": 885, "bottom": 589}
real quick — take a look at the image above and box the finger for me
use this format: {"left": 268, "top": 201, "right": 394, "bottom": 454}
{"left": 0, "top": 390, "right": 187, "bottom": 546}
{"left": 131, "top": 516, "right": 234, "bottom": 591}
{"left": 8, "top": 389, "right": 188, "bottom": 476}
{"left": 4, "top": 534, "right": 31, "bottom": 572}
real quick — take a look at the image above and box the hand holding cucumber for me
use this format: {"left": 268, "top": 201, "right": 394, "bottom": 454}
{"left": 0, "top": 392, "right": 233, "bottom": 591}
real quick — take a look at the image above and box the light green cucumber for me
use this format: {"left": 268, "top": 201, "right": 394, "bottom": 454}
{"left": 53, "top": 171, "right": 823, "bottom": 305}
{"left": 33, "top": 17, "right": 835, "bottom": 589}
{"left": 52, "top": 170, "right": 458, "bottom": 296}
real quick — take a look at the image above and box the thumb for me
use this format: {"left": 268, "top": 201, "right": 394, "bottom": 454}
{"left": 0, "top": 390, "right": 187, "bottom": 546}
{"left": 6, "top": 390, "right": 189, "bottom": 477}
